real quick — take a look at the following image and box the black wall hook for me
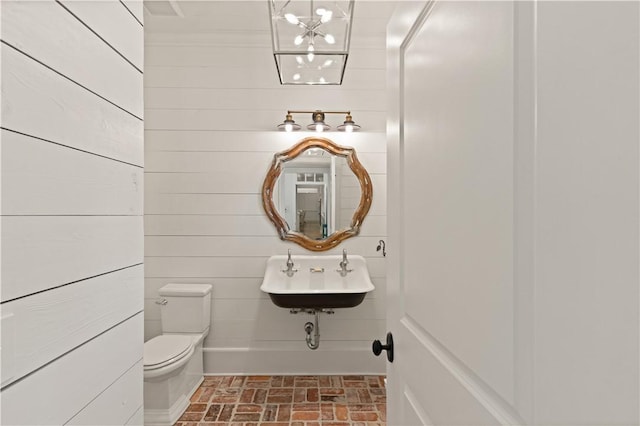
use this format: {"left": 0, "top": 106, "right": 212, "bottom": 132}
{"left": 376, "top": 239, "right": 386, "bottom": 257}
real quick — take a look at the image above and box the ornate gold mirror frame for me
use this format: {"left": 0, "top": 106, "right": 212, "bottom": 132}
{"left": 262, "top": 136, "right": 373, "bottom": 251}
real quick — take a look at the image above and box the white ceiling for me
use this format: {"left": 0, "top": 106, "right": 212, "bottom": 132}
{"left": 144, "top": 1, "right": 399, "bottom": 45}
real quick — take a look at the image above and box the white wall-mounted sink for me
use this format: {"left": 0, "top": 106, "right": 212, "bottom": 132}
{"left": 260, "top": 254, "right": 375, "bottom": 309}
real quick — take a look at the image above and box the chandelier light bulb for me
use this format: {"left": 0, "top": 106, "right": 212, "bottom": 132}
{"left": 320, "top": 10, "right": 333, "bottom": 23}
{"left": 307, "top": 44, "right": 315, "bottom": 62}
{"left": 293, "top": 73, "right": 301, "bottom": 81}
{"left": 323, "top": 59, "right": 333, "bottom": 67}
{"left": 294, "top": 35, "right": 304, "bottom": 46}
{"left": 284, "top": 13, "right": 299, "bottom": 25}
{"left": 315, "top": 7, "right": 326, "bottom": 15}
{"left": 324, "top": 34, "right": 335, "bottom": 44}
{"left": 296, "top": 56, "right": 304, "bottom": 65}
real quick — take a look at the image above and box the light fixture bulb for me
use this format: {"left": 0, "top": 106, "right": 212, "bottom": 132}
{"left": 320, "top": 10, "right": 333, "bottom": 23}
{"left": 293, "top": 73, "right": 301, "bottom": 81}
{"left": 345, "top": 124, "right": 353, "bottom": 132}
{"left": 324, "top": 34, "right": 335, "bottom": 44}
{"left": 307, "top": 44, "right": 315, "bottom": 62}
{"left": 315, "top": 123, "right": 323, "bottom": 132}
{"left": 284, "top": 123, "right": 293, "bottom": 132}
{"left": 284, "top": 13, "right": 299, "bottom": 25}
{"left": 294, "top": 35, "right": 304, "bottom": 46}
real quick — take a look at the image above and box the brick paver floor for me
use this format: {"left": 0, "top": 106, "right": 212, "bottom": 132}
{"left": 174, "top": 375, "right": 387, "bottom": 426}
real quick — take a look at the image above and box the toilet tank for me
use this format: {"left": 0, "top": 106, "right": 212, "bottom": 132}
{"left": 158, "top": 284, "right": 212, "bottom": 333}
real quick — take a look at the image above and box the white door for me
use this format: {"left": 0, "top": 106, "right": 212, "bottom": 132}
{"left": 385, "top": 1, "right": 639, "bottom": 425}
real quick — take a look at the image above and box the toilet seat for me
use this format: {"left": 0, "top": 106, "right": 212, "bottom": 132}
{"left": 144, "top": 335, "right": 194, "bottom": 378}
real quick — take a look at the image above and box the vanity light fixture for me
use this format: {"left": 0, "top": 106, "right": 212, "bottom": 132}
{"left": 269, "top": 0, "right": 355, "bottom": 85}
{"left": 277, "top": 110, "right": 361, "bottom": 132}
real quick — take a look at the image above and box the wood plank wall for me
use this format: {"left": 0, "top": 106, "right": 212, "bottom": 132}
{"left": 144, "top": 12, "right": 388, "bottom": 374}
{"left": 1, "top": 1, "right": 144, "bottom": 424}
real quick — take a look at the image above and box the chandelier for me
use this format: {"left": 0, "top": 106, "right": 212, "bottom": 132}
{"left": 269, "top": 1, "right": 355, "bottom": 85}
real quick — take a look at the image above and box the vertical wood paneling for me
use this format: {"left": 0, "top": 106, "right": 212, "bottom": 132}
{"left": 144, "top": 13, "right": 388, "bottom": 373}
{"left": 1, "top": 1, "right": 143, "bottom": 423}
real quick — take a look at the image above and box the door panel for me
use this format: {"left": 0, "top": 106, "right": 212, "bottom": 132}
{"left": 387, "top": 1, "right": 528, "bottom": 424}
{"left": 403, "top": 0, "right": 516, "bottom": 404}
{"left": 387, "top": 1, "right": 639, "bottom": 425}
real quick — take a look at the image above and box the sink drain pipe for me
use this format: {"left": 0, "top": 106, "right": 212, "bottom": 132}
{"left": 304, "top": 310, "right": 320, "bottom": 350}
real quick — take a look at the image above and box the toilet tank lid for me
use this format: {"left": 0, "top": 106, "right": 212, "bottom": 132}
{"left": 159, "top": 283, "right": 212, "bottom": 297}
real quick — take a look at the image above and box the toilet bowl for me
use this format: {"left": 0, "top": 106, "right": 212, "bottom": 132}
{"left": 143, "top": 335, "right": 195, "bottom": 381}
{"left": 143, "top": 284, "right": 212, "bottom": 426}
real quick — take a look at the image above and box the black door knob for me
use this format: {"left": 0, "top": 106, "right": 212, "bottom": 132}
{"left": 372, "top": 332, "right": 394, "bottom": 362}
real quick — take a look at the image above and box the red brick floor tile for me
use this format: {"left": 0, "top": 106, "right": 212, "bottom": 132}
{"left": 321, "top": 403, "right": 334, "bottom": 420}
{"left": 319, "top": 376, "right": 331, "bottom": 387}
{"left": 345, "top": 389, "right": 360, "bottom": 403}
{"left": 177, "top": 375, "right": 386, "bottom": 426}
{"left": 198, "top": 386, "right": 216, "bottom": 402}
{"left": 343, "top": 375, "right": 365, "bottom": 381}
{"left": 202, "top": 376, "right": 222, "bottom": 387}
{"left": 347, "top": 404, "right": 376, "bottom": 412}
{"left": 350, "top": 412, "right": 379, "bottom": 422}
{"left": 231, "top": 376, "right": 246, "bottom": 387}
{"left": 185, "top": 402, "right": 207, "bottom": 412}
{"left": 218, "top": 404, "right": 234, "bottom": 422}
{"left": 357, "top": 389, "right": 372, "bottom": 403}
{"left": 294, "top": 388, "right": 307, "bottom": 402}
{"left": 307, "top": 388, "right": 320, "bottom": 402}
{"left": 177, "top": 412, "right": 203, "bottom": 422}
{"left": 253, "top": 388, "right": 268, "bottom": 404}
{"left": 267, "top": 388, "right": 294, "bottom": 403}
{"left": 211, "top": 387, "right": 241, "bottom": 403}
{"left": 276, "top": 404, "right": 292, "bottom": 422}
{"left": 203, "top": 404, "right": 222, "bottom": 421}
{"left": 237, "top": 403, "right": 264, "bottom": 413}
{"left": 189, "top": 387, "right": 203, "bottom": 402}
{"left": 335, "top": 404, "right": 349, "bottom": 421}
{"left": 291, "top": 411, "right": 320, "bottom": 420}
{"left": 232, "top": 412, "right": 262, "bottom": 421}
{"left": 295, "top": 379, "right": 319, "bottom": 387}
{"left": 271, "top": 375, "right": 284, "bottom": 387}
{"left": 293, "top": 403, "right": 320, "bottom": 411}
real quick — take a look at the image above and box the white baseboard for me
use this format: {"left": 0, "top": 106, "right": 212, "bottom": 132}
{"left": 203, "top": 347, "right": 386, "bottom": 376}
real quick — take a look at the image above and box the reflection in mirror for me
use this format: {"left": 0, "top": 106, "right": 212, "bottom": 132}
{"left": 262, "top": 137, "right": 372, "bottom": 251}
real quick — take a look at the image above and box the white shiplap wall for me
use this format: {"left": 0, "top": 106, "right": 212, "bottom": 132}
{"left": 144, "top": 3, "right": 388, "bottom": 374}
{"left": 0, "top": 1, "right": 144, "bottom": 424}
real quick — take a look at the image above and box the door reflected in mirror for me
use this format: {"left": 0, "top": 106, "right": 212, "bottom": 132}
{"left": 262, "top": 137, "right": 372, "bottom": 251}
{"left": 275, "top": 151, "right": 351, "bottom": 240}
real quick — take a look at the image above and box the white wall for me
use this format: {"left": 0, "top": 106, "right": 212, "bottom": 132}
{"left": 0, "top": 1, "right": 144, "bottom": 424}
{"left": 144, "top": 2, "right": 387, "bottom": 374}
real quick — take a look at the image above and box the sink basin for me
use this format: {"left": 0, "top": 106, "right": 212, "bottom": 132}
{"left": 260, "top": 254, "right": 375, "bottom": 309}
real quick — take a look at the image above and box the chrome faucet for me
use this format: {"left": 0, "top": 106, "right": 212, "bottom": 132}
{"left": 282, "top": 249, "right": 298, "bottom": 277}
{"left": 337, "top": 249, "right": 352, "bottom": 276}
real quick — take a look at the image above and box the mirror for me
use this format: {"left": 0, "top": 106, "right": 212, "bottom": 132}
{"left": 262, "top": 137, "right": 373, "bottom": 251}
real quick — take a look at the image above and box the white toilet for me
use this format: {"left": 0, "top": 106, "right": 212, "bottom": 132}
{"left": 143, "top": 283, "right": 212, "bottom": 426}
